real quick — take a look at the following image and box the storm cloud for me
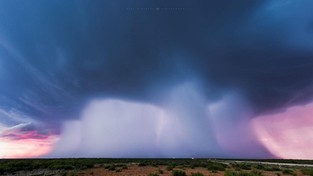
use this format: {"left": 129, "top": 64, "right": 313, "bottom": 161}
{"left": 1, "top": 0, "right": 313, "bottom": 158}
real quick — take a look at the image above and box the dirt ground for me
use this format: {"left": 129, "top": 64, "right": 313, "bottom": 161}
{"left": 68, "top": 164, "right": 305, "bottom": 176}
{"left": 75, "top": 165, "right": 223, "bottom": 176}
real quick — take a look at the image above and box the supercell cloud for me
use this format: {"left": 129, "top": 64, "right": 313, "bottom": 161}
{"left": 1, "top": 0, "right": 313, "bottom": 158}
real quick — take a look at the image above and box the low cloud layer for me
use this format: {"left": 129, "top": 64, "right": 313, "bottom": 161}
{"left": 49, "top": 83, "right": 269, "bottom": 158}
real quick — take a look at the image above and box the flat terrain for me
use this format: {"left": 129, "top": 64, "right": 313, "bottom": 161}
{"left": 1, "top": 159, "right": 313, "bottom": 176}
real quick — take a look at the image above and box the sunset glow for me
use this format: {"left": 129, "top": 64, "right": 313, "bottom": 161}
{"left": 0, "top": 130, "right": 58, "bottom": 158}
{"left": 252, "top": 102, "right": 313, "bottom": 159}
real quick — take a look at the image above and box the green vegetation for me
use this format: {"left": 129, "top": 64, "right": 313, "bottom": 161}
{"left": 167, "top": 165, "right": 175, "bottom": 171}
{"left": 139, "top": 163, "right": 147, "bottom": 166}
{"left": 224, "top": 170, "right": 263, "bottom": 176}
{"left": 157, "top": 168, "right": 164, "bottom": 174}
{"left": 232, "top": 163, "right": 252, "bottom": 170}
{"left": 207, "top": 161, "right": 228, "bottom": 171}
{"left": 148, "top": 173, "right": 159, "bottom": 176}
{"left": 262, "top": 166, "right": 281, "bottom": 171}
{"left": 301, "top": 168, "right": 313, "bottom": 176}
{"left": 104, "top": 163, "right": 128, "bottom": 172}
{"left": 191, "top": 172, "right": 204, "bottom": 176}
{"left": 172, "top": 170, "right": 186, "bottom": 176}
{"left": 0, "top": 158, "right": 306, "bottom": 176}
{"left": 282, "top": 169, "right": 296, "bottom": 176}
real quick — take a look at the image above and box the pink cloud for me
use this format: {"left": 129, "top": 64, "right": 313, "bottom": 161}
{"left": 0, "top": 128, "right": 59, "bottom": 158}
{"left": 252, "top": 102, "right": 313, "bottom": 159}
{"left": 2, "top": 130, "right": 52, "bottom": 140}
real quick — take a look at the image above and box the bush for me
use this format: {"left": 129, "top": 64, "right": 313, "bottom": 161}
{"left": 254, "top": 165, "right": 265, "bottom": 170}
{"left": 225, "top": 170, "right": 238, "bottom": 176}
{"left": 191, "top": 172, "right": 204, "bottom": 176}
{"left": 115, "top": 169, "right": 122, "bottom": 172}
{"left": 108, "top": 165, "right": 116, "bottom": 171}
{"left": 167, "top": 165, "right": 175, "bottom": 171}
{"left": 263, "top": 166, "right": 281, "bottom": 171}
{"left": 232, "top": 163, "right": 252, "bottom": 170}
{"left": 148, "top": 173, "right": 159, "bottom": 176}
{"left": 224, "top": 170, "right": 262, "bottom": 176}
{"left": 158, "top": 169, "right": 164, "bottom": 174}
{"left": 301, "top": 168, "right": 313, "bottom": 176}
{"left": 282, "top": 169, "right": 293, "bottom": 174}
{"left": 172, "top": 170, "right": 186, "bottom": 176}
{"left": 250, "top": 170, "right": 263, "bottom": 176}
{"left": 282, "top": 169, "right": 295, "bottom": 175}
{"left": 139, "top": 163, "right": 147, "bottom": 166}
{"left": 207, "top": 162, "right": 227, "bottom": 171}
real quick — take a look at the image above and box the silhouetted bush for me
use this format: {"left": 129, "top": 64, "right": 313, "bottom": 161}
{"left": 224, "top": 170, "right": 262, "bottom": 176}
{"left": 263, "top": 166, "right": 281, "bottom": 171}
{"left": 158, "top": 169, "right": 164, "bottom": 174}
{"left": 207, "top": 162, "right": 227, "bottom": 171}
{"left": 191, "top": 172, "right": 204, "bottom": 176}
{"left": 225, "top": 170, "right": 236, "bottom": 176}
{"left": 282, "top": 169, "right": 296, "bottom": 176}
{"left": 232, "top": 163, "right": 252, "bottom": 170}
{"left": 172, "top": 170, "right": 186, "bottom": 176}
{"left": 301, "top": 168, "right": 313, "bottom": 176}
{"left": 139, "top": 163, "right": 147, "bottom": 166}
{"left": 167, "top": 165, "right": 175, "bottom": 171}
{"left": 148, "top": 173, "right": 159, "bottom": 176}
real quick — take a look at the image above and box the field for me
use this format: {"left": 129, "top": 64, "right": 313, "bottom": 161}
{"left": 1, "top": 158, "right": 313, "bottom": 176}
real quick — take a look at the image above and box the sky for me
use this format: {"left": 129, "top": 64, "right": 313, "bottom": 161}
{"left": 0, "top": 0, "right": 313, "bottom": 159}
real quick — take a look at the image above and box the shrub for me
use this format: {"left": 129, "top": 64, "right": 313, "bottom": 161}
{"left": 225, "top": 170, "right": 237, "bottom": 176}
{"left": 282, "top": 169, "right": 295, "bottom": 175}
{"left": 158, "top": 169, "right": 164, "bottom": 174}
{"left": 108, "top": 165, "right": 116, "bottom": 171}
{"left": 191, "top": 172, "right": 204, "bottom": 176}
{"left": 139, "top": 163, "right": 147, "bottom": 166}
{"left": 172, "top": 170, "right": 186, "bottom": 176}
{"left": 250, "top": 170, "right": 263, "bottom": 176}
{"left": 115, "top": 169, "right": 122, "bottom": 172}
{"left": 224, "top": 170, "right": 263, "bottom": 176}
{"left": 167, "top": 165, "right": 175, "bottom": 171}
{"left": 207, "top": 162, "right": 227, "bottom": 171}
{"left": 148, "top": 173, "right": 159, "bottom": 176}
{"left": 232, "top": 163, "right": 252, "bottom": 170}
{"left": 301, "top": 168, "right": 313, "bottom": 176}
{"left": 263, "top": 166, "right": 281, "bottom": 171}
{"left": 254, "top": 165, "right": 265, "bottom": 170}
